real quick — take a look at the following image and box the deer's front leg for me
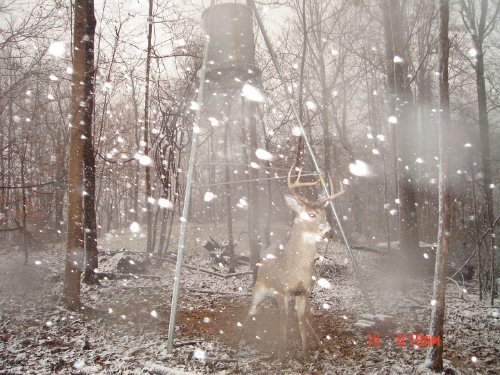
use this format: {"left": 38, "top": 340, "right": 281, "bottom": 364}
{"left": 295, "top": 294, "right": 310, "bottom": 361}
{"left": 276, "top": 294, "right": 289, "bottom": 360}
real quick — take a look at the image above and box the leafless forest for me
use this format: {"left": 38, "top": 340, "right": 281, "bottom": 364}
{"left": 0, "top": 0, "right": 499, "bottom": 374}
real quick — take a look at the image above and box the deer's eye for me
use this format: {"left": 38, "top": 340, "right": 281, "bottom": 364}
{"left": 309, "top": 213, "right": 316, "bottom": 218}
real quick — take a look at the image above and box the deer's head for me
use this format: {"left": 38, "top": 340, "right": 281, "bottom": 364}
{"left": 285, "top": 164, "right": 344, "bottom": 241}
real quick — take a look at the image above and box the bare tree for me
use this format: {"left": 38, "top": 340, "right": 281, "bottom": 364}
{"left": 381, "top": 0, "right": 420, "bottom": 264}
{"left": 460, "top": 0, "right": 499, "bottom": 304}
{"left": 426, "top": 0, "right": 451, "bottom": 371}
{"left": 63, "top": 0, "right": 96, "bottom": 309}
{"left": 82, "top": 0, "right": 98, "bottom": 284}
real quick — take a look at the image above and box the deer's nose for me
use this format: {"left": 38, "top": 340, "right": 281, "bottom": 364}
{"left": 322, "top": 229, "right": 334, "bottom": 239}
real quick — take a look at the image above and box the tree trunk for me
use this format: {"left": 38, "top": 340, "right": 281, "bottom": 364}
{"left": 426, "top": 1, "right": 450, "bottom": 371}
{"left": 157, "top": 209, "right": 168, "bottom": 256}
{"left": 224, "top": 109, "right": 236, "bottom": 273}
{"left": 473, "top": 35, "right": 495, "bottom": 306}
{"left": 151, "top": 205, "right": 161, "bottom": 251}
{"left": 63, "top": 0, "right": 95, "bottom": 310}
{"left": 469, "top": 151, "right": 483, "bottom": 300}
{"left": 20, "top": 158, "right": 28, "bottom": 265}
{"left": 82, "top": 3, "right": 98, "bottom": 284}
{"left": 382, "top": 0, "right": 420, "bottom": 265}
{"left": 295, "top": 0, "right": 307, "bottom": 165}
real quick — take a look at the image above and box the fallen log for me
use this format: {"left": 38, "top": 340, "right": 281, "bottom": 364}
{"left": 163, "top": 257, "right": 252, "bottom": 278}
{"left": 186, "top": 288, "right": 251, "bottom": 296}
{"left": 351, "top": 245, "right": 392, "bottom": 256}
{"left": 95, "top": 271, "right": 161, "bottom": 280}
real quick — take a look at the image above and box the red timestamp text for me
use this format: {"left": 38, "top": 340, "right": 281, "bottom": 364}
{"left": 367, "top": 333, "right": 441, "bottom": 347}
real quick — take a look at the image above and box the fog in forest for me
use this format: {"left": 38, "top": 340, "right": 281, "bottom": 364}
{"left": 0, "top": 0, "right": 498, "bottom": 374}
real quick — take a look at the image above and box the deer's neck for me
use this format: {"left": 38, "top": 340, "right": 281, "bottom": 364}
{"left": 286, "top": 225, "right": 321, "bottom": 261}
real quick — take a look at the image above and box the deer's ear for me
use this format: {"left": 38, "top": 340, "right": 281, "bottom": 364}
{"left": 284, "top": 195, "right": 302, "bottom": 213}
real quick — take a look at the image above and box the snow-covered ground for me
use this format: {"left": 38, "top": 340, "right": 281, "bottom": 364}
{"left": 1, "top": 224, "right": 498, "bottom": 374}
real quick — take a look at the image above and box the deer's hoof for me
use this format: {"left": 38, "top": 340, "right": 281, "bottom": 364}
{"left": 230, "top": 337, "right": 243, "bottom": 351}
{"left": 299, "top": 351, "right": 311, "bottom": 363}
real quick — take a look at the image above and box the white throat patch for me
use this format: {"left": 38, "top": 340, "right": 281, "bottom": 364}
{"left": 302, "top": 232, "right": 322, "bottom": 244}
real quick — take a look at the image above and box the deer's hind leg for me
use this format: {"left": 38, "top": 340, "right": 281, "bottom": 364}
{"left": 276, "top": 293, "right": 289, "bottom": 360}
{"left": 235, "top": 284, "right": 269, "bottom": 348}
{"left": 305, "top": 317, "right": 323, "bottom": 349}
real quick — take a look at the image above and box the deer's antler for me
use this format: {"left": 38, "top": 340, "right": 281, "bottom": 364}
{"left": 287, "top": 164, "right": 319, "bottom": 208}
{"left": 314, "top": 174, "right": 345, "bottom": 208}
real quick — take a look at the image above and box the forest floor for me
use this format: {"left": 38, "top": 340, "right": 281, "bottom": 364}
{"left": 0, "top": 222, "right": 498, "bottom": 374}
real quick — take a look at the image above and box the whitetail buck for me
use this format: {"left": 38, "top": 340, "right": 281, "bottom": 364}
{"left": 237, "top": 165, "right": 344, "bottom": 360}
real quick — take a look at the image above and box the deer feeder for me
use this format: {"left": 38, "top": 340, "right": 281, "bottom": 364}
{"left": 202, "top": 1, "right": 260, "bottom": 89}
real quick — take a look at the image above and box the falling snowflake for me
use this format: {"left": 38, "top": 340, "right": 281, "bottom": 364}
{"left": 204, "top": 191, "right": 216, "bottom": 202}
{"left": 242, "top": 83, "right": 265, "bottom": 103}
{"left": 208, "top": 117, "right": 219, "bottom": 127}
{"left": 306, "top": 101, "right": 317, "bottom": 111}
{"left": 317, "top": 278, "right": 332, "bottom": 289}
{"left": 292, "top": 126, "right": 302, "bottom": 136}
{"left": 48, "top": 41, "right": 66, "bottom": 57}
{"left": 137, "top": 155, "right": 153, "bottom": 166}
{"left": 255, "top": 148, "right": 273, "bottom": 161}
{"left": 393, "top": 55, "right": 404, "bottom": 63}
{"left": 189, "top": 101, "right": 200, "bottom": 111}
{"left": 349, "top": 160, "right": 371, "bottom": 177}
{"left": 468, "top": 48, "right": 478, "bottom": 57}
{"left": 150, "top": 310, "right": 158, "bottom": 318}
{"left": 129, "top": 222, "right": 140, "bottom": 233}
{"left": 388, "top": 116, "right": 398, "bottom": 124}
{"left": 193, "top": 348, "right": 206, "bottom": 360}
{"left": 158, "top": 198, "right": 173, "bottom": 209}
{"left": 237, "top": 198, "right": 248, "bottom": 209}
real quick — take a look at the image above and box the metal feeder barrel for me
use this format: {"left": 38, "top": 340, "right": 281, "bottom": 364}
{"left": 202, "top": 3, "right": 259, "bottom": 88}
